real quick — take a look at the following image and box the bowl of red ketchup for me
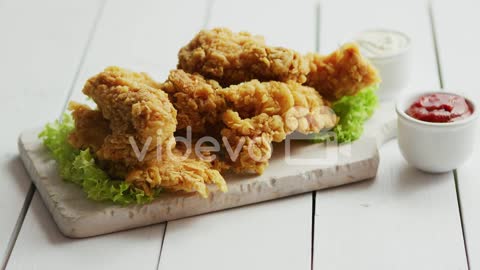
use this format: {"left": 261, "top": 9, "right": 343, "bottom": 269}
{"left": 396, "top": 91, "right": 478, "bottom": 173}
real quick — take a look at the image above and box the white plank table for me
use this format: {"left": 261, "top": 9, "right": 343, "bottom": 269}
{"left": 0, "top": 0, "right": 101, "bottom": 267}
{"left": 313, "top": 0, "right": 467, "bottom": 269}
{"left": 1, "top": 0, "right": 478, "bottom": 269}
{"left": 433, "top": 0, "right": 480, "bottom": 268}
{"left": 6, "top": 0, "right": 208, "bottom": 269}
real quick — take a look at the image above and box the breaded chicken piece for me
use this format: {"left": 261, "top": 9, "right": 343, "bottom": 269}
{"left": 161, "top": 71, "right": 337, "bottom": 173}
{"left": 219, "top": 80, "right": 337, "bottom": 173}
{"left": 162, "top": 69, "right": 336, "bottom": 137}
{"left": 286, "top": 82, "right": 337, "bottom": 134}
{"left": 305, "top": 44, "right": 380, "bottom": 101}
{"left": 126, "top": 147, "right": 227, "bottom": 198}
{"left": 68, "top": 102, "right": 131, "bottom": 179}
{"left": 82, "top": 66, "right": 177, "bottom": 166}
{"left": 218, "top": 80, "right": 294, "bottom": 122}
{"left": 161, "top": 69, "right": 226, "bottom": 134}
{"left": 83, "top": 66, "right": 176, "bottom": 154}
{"left": 221, "top": 111, "right": 283, "bottom": 174}
{"left": 178, "top": 28, "right": 379, "bottom": 101}
{"left": 68, "top": 102, "right": 111, "bottom": 152}
{"left": 178, "top": 28, "right": 309, "bottom": 87}
{"left": 70, "top": 66, "right": 227, "bottom": 197}
{"left": 219, "top": 80, "right": 292, "bottom": 173}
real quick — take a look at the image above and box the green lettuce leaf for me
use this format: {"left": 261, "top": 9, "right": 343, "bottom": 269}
{"left": 314, "top": 86, "right": 378, "bottom": 143}
{"left": 39, "top": 114, "right": 159, "bottom": 205}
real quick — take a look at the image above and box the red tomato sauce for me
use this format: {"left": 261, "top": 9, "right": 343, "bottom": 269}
{"left": 406, "top": 93, "right": 472, "bottom": 123}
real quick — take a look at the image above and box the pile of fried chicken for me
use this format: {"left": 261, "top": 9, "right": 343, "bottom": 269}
{"left": 67, "top": 28, "right": 379, "bottom": 198}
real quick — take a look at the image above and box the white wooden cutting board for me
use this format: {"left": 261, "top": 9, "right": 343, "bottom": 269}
{"left": 18, "top": 102, "right": 396, "bottom": 238}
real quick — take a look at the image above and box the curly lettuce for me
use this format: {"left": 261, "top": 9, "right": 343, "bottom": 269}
{"left": 39, "top": 114, "right": 159, "bottom": 205}
{"left": 314, "top": 86, "right": 378, "bottom": 143}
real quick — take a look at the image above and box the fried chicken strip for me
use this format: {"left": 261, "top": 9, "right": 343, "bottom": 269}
{"left": 219, "top": 80, "right": 337, "bottom": 173}
{"left": 161, "top": 69, "right": 337, "bottom": 173}
{"left": 162, "top": 69, "right": 336, "bottom": 134}
{"left": 178, "top": 28, "right": 379, "bottom": 101}
{"left": 82, "top": 66, "right": 176, "bottom": 161}
{"left": 161, "top": 69, "right": 226, "bottom": 134}
{"left": 126, "top": 147, "right": 227, "bottom": 198}
{"left": 68, "top": 102, "right": 131, "bottom": 179}
{"left": 68, "top": 102, "right": 111, "bottom": 152}
{"left": 305, "top": 44, "right": 379, "bottom": 101}
{"left": 178, "top": 28, "right": 309, "bottom": 87}
{"left": 69, "top": 66, "right": 226, "bottom": 197}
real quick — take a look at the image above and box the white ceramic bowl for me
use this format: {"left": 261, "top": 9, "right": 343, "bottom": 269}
{"left": 371, "top": 46, "right": 412, "bottom": 101}
{"left": 348, "top": 29, "right": 412, "bottom": 101}
{"left": 396, "top": 91, "right": 478, "bottom": 173}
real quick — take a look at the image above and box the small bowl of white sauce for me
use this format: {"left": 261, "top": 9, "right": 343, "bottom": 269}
{"left": 350, "top": 29, "right": 412, "bottom": 101}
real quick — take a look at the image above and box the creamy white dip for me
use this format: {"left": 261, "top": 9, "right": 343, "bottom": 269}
{"left": 353, "top": 30, "right": 410, "bottom": 58}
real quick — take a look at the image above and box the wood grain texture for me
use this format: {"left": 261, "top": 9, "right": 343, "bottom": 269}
{"left": 313, "top": 0, "right": 468, "bottom": 269}
{"left": 159, "top": 194, "right": 312, "bottom": 270}
{"left": 6, "top": 193, "right": 165, "bottom": 270}
{"left": 0, "top": 0, "right": 100, "bottom": 265}
{"left": 7, "top": 0, "right": 209, "bottom": 269}
{"left": 68, "top": 0, "right": 209, "bottom": 104}
{"left": 432, "top": 0, "right": 480, "bottom": 268}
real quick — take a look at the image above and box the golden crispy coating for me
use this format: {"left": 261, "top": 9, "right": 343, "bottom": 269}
{"left": 219, "top": 80, "right": 294, "bottom": 121}
{"left": 71, "top": 66, "right": 227, "bottom": 198}
{"left": 178, "top": 28, "right": 309, "bottom": 86}
{"left": 160, "top": 70, "right": 337, "bottom": 174}
{"left": 221, "top": 111, "right": 282, "bottom": 174}
{"left": 305, "top": 44, "right": 380, "bottom": 101}
{"left": 68, "top": 102, "right": 111, "bottom": 152}
{"left": 82, "top": 66, "right": 177, "bottom": 165}
{"left": 161, "top": 70, "right": 337, "bottom": 143}
{"left": 221, "top": 80, "right": 337, "bottom": 136}
{"left": 161, "top": 69, "right": 226, "bottom": 134}
{"left": 286, "top": 82, "right": 338, "bottom": 133}
{"left": 218, "top": 80, "right": 337, "bottom": 173}
{"left": 178, "top": 29, "right": 379, "bottom": 101}
{"left": 68, "top": 102, "right": 132, "bottom": 179}
{"left": 126, "top": 148, "right": 227, "bottom": 198}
